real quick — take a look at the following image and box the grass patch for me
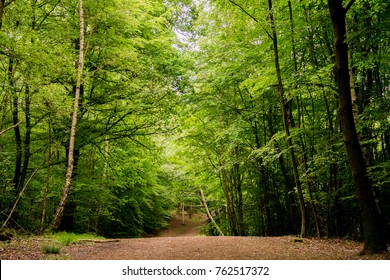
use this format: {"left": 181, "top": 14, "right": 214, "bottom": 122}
{"left": 47, "top": 232, "right": 104, "bottom": 246}
{"left": 41, "top": 244, "right": 61, "bottom": 254}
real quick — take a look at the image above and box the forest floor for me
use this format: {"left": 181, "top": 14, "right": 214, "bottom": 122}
{"left": 1, "top": 213, "right": 389, "bottom": 260}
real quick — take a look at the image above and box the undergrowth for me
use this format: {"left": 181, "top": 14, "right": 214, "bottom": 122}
{"left": 46, "top": 232, "right": 104, "bottom": 246}
{"left": 41, "top": 244, "right": 61, "bottom": 254}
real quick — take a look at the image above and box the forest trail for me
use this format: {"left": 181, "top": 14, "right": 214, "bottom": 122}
{"left": 64, "top": 213, "right": 389, "bottom": 260}
{"left": 0, "top": 214, "right": 390, "bottom": 260}
{"left": 1, "top": 213, "right": 389, "bottom": 260}
{"left": 67, "top": 236, "right": 389, "bottom": 260}
{"left": 156, "top": 212, "right": 207, "bottom": 237}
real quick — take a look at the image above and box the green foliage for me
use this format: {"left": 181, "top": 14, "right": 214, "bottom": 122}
{"left": 167, "top": 0, "right": 390, "bottom": 239}
{"left": 46, "top": 232, "right": 103, "bottom": 246}
{"left": 41, "top": 244, "right": 61, "bottom": 254}
{"left": 0, "top": 0, "right": 185, "bottom": 237}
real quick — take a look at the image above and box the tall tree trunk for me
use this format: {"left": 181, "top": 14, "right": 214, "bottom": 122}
{"left": 233, "top": 161, "right": 245, "bottom": 236}
{"left": 219, "top": 113, "right": 238, "bottom": 235}
{"left": 327, "top": 0, "right": 387, "bottom": 254}
{"left": 52, "top": 0, "right": 85, "bottom": 230}
{"left": 267, "top": 0, "right": 307, "bottom": 237}
{"left": 267, "top": 106, "right": 296, "bottom": 233}
{"left": 181, "top": 201, "right": 185, "bottom": 225}
{"left": 221, "top": 166, "right": 237, "bottom": 235}
{"left": 19, "top": 86, "right": 32, "bottom": 190}
{"left": 0, "top": 0, "right": 5, "bottom": 30}
{"left": 253, "top": 112, "right": 274, "bottom": 235}
{"left": 200, "top": 187, "right": 224, "bottom": 236}
{"left": 12, "top": 96, "right": 22, "bottom": 190}
{"left": 41, "top": 116, "right": 53, "bottom": 231}
{"left": 289, "top": 0, "right": 321, "bottom": 238}
{"left": 2, "top": 166, "right": 40, "bottom": 230}
{"left": 103, "top": 136, "right": 109, "bottom": 177}
{"left": 8, "top": 56, "right": 23, "bottom": 192}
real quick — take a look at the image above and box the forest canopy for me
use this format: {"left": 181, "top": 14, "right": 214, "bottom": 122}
{"left": 0, "top": 0, "right": 389, "bottom": 253}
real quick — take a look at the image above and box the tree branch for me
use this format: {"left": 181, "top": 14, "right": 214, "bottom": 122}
{"left": 5, "top": 0, "right": 16, "bottom": 8}
{"left": 0, "top": 120, "right": 22, "bottom": 136}
{"left": 36, "top": 0, "right": 61, "bottom": 30}
{"left": 344, "top": 0, "right": 356, "bottom": 13}
{"left": 199, "top": 187, "right": 225, "bottom": 236}
{"left": 1, "top": 164, "right": 41, "bottom": 230}
{"left": 227, "top": 0, "right": 274, "bottom": 41}
{"left": 228, "top": 0, "right": 258, "bottom": 22}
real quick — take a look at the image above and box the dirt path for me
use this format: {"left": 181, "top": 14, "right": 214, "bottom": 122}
{"left": 156, "top": 213, "right": 207, "bottom": 237}
{"left": 1, "top": 213, "right": 389, "bottom": 260}
{"left": 67, "top": 236, "right": 389, "bottom": 260}
{"left": 66, "top": 213, "right": 389, "bottom": 260}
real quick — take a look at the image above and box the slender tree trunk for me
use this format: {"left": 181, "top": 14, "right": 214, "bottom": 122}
{"left": 8, "top": 56, "right": 23, "bottom": 191}
{"left": 253, "top": 112, "right": 274, "bottom": 235}
{"left": 95, "top": 137, "right": 109, "bottom": 230}
{"left": 2, "top": 166, "right": 40, "bottom": 230}
{"left": 0, "top": 0, "right": 5, "bottom": 30}
{"left": 268, "top": 109, "right": 296, "bottom": 233}
{"left": 233, "top": 161, "right": 245, "bottom": 235}
{"left": 52, "top": 0, "right": 85, "bottom": 230}
{"left": 103, "top": 136, "right": 109, "bottom": 177}
{"left": 200, "top": 187, "right": 224, "bottom": 236}
{"left": 19, "top": 86, "right": 32, "bottom": 190}
{"left": 267, "top": 0, "right": 306, "bottom": 237}
{"left": 181, "top": 201, "right": 185, "bottom": 225}
{"left": 289, "top": 0, "right": 321, "bottom": 238}
{"left": 263, "top": 166, "right": 274, "bottom": 235}
{"left": 12, "top": 94, "right": 22, "bottom": 190}
{"left": 221, "top": 166, "right": 237, "bottom": 235}
{"left": 0, "top": 120, "right": 22, "bottom": 136}
{"left": 219, "top": 114, "right": 238, "bottom": 235}
{"left": 41, "top": 117, "right": 52, "bottom": 231}
{"left": 327, "top": 0, "right": 387, "bottom": 254}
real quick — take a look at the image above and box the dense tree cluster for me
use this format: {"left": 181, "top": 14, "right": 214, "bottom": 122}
{"left": 0, "top": 0, "right": 186, "bottom": 237}
{"left": 174, "top": 0, "right": 389, "bottom": 253}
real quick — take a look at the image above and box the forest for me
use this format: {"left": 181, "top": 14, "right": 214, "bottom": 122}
{"left": 0, "top": 0, "right": 389, "bottom": 255}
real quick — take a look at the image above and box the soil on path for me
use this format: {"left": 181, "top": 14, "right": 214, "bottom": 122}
{"left": 156, "top": 212, "right": 207, "bottom": 237}
{"left": 1, "top": 213, "right": 389, "bottom": 260}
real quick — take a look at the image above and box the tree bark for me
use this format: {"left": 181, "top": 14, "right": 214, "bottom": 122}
{"left": 0, "top": 0, "right": 5, "bottom": 30}
{"left": 19, "top": 86, "right": 32, "bottom": 190}
{"left": 0, "top": 1, "right": 16, "bottom": 30}
{"left": 103, "top": 136, "right": 109, "bottom": 177}
{"left": 219, "top": 114, "right": 238, "bottom": 235}
{"left": 221, "top": 166, "right": 237, "bottom": 235}
{"left": 199, "top": 187, "right": 224, "bottom": 236}
{"left": 267, "top": 0, "right": 306, "bottom": 237}
{"left": 2, "top": 166, "right": 40, "bottom": 230}
{"left": 12, "top": 94, "right": 22, "bottom": 190}
{"left": 288, "top": 0, "right": 321, "bottom": 238}
{"left": 233, "top": 161, "right": 245, "bottom": 236}
{"left": 181, "top": 202, "right": 185, "bottom": 225}
{"left": 327, "top": 0, "right": 387, "bottom": 254}
{"left": 0, "top": 120, "right": 22, "bottom": 136}
{"left": 52, "top": 0, "right": 85, "bottom": 230}
{"left": 41, "top": 116, "right": 53, "bottom": 231}
{"left": 7, "top": 56, "right": 23, "bottom": 192}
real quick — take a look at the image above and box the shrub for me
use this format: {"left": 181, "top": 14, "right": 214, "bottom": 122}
{"left": 41, "top": 244, "right": 61, "bottom": 254}
{"left": 47, "top": 232, "right": 104, "bottom": 246}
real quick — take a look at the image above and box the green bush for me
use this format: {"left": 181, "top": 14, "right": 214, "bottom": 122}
{"left": 48, "top": 232, "right": 103, "bottom": 246}
{"left": 41, "top": 244, "right": 61, "bottom": 254}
